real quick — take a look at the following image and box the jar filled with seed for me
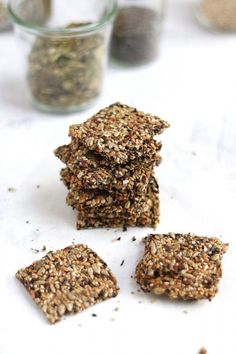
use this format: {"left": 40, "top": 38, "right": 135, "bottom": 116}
{"left": 8, "top": 0, "right": 117, "bottom": 113}
{"left": 197, "top": 0, "right": 236, "bottom": 31}
{"left": 0, "top": 0, "right": 11, "bottom": 31}
{"left": 111, "top": 0, "right": 166, "bottom": 66}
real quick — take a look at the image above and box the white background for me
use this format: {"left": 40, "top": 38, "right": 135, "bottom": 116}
{"left": 0, "top": 1, "right": 236, "bottom": 353}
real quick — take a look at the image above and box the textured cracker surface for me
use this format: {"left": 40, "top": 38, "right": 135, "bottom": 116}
{"left": 55, "top": 140, "right": 162, "bottom": 168}
{"left": 135, "top": 233, "right": 228, "bottom": 300}
{"left": 16, "top": 244, "right": 119, "bottom": 324}
{"left": 68, "top": 102, "right": 169, "bottom": 164}
{"left": 76, "top": 177, "right": 159, "bottom": 229}
{"left": 54, "top": 102, "right": 168, "bottom": 229}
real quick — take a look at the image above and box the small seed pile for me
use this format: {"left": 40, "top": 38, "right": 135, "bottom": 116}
{"left": 16, "top": 244, "right": 119, "bottom": 324}
{"left": 135, "top": 233, "right": 228, "bottom": 300}
{"left": 28, "top": 23, "right": 104, "bottom": 111}
{"left": 200, "top": 0, "right": 236, "bottom": 31}
{"left": 55, "top": 102, "right": 169, "bottom": 229}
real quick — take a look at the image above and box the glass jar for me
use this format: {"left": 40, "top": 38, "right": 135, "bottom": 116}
{"left": 197, "top": 0, "right": 236, "bottom": 31}
{"left": 111, "top": 0, "right": 166, "bottom": 66}
{"left": 0, "top": 0, "right": 11, "bottom": 31}
{"left": 8, "top": 0, "right": 117, "bottom": 113}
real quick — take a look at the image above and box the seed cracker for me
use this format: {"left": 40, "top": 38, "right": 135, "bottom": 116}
{"left": 76, "top": 178, "right": 159, "bottom": 229}
{"left": 63, "top": 171, "right": 156, "bottom": 208}
{"left": 135, "top": 233, "right": 228, "bottom": 300}
{"left": 67, "top": 176, "right": 158, "bottom": 219}
{"left": 68, "top": 102, "right": 169, "bottom": 164}
{"left": 55, "top": 139, "right": 162, "bottom": 169}
{"left": 66, "top": 190, "right": 146, "bottom": 215}
{"left": 60, "top": 163, "right": 155, "bottom": 193}
{"left": 16, "top": 244, "right": 119, "bottom": 324}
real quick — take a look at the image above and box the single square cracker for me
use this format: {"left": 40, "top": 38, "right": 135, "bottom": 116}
{"left": 135, "top": 233, "right": 228, "bottom": 300}
{"left": 55, "top": 140, "right": 162, "bottom": 169}
{"left": 16, "top": 244, "right": 119, "bottom": 324}
{"left": 60, "top": 162, "right": 157, "bottom": 193}
{"left": 68, "top": 102, "right": 169, "bottom": 164}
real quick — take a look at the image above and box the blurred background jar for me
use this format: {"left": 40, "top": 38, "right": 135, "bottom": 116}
{"left": 8, "top": 0, "right": 117, "bottom": 113}
{"left": 111, "top": 0, "right": 166, "bottom": 66}
{"left": 197, "top": 0, "right": 236, "bottom": 31}
{"left": 0, "top": 0, "right": 11, "bottom": 31}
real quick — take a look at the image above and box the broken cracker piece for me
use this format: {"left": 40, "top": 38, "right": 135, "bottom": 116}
{"left": 16, "top": 244, "right": 119, "bottom": 324}
{"left": 135, "top": 233, "right": 228, "bottom": 300}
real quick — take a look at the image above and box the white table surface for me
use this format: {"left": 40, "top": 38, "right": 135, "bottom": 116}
{"left": 1, "top": 1, "right": 236, "bottom": 353}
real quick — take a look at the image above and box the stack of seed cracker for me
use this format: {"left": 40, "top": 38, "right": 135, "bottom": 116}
{"left": 55, "top": 102, "right": 169, "bottom": 229}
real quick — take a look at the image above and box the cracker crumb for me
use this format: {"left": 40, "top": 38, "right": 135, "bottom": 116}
{"left": 30, "top": 248, "right": 40, "bottom": 254}
{"left": 199, "top": 348, "right": 207, "bottom": 354}
{"left": 112, "top": 237, "right": 122, "bottom": 242}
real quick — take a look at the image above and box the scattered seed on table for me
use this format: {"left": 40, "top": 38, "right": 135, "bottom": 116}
{"left": 112, "top": 237, "right": 122, "bottom": 242}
